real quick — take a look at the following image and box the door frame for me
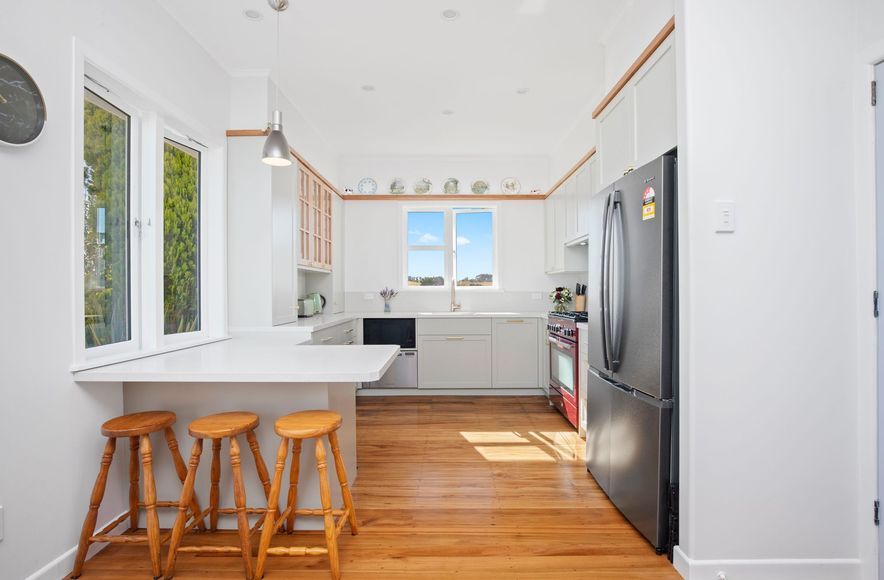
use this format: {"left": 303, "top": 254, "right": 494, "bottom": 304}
{"left": 859, "top": 48, "right": 884, "bottom": 580}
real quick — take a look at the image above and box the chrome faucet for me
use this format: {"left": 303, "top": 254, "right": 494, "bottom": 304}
{"left": 450, "top": 251, "right": 461, "bottom": 311}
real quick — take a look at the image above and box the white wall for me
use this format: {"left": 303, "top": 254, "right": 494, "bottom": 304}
{"left": 549, "top": 0, "right": 674, "bottom": 182}
{"left": 343, "top": 199, "right": 582, "bottom": 313}
{"left": 0, "top": 2, "right": 230, "bottom": 578}
{"left": 338, "top": 155, "right": 550, "bottom": 196}
{"left": 674, "top": 1, "right": 874, "bottom": 578}
{"left": 229, "top": 75, "right": 339, "bottom": 185}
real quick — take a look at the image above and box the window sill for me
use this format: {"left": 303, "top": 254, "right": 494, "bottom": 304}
{"left": 71, "top": 336, "right": 231, "bottom": 373}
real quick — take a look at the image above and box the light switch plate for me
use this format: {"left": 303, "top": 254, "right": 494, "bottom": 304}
{"left": 715, "top": 201, "right": 736, "bottom": 233}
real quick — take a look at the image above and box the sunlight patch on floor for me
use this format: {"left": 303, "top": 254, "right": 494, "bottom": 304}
{"left": 473, "top": 445, "right": 558, "bottom": 462}
{"left": 459, "top": 431, "right": 532, "bottom": 443}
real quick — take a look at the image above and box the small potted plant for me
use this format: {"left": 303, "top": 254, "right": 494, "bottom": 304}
{"left": 550, "top": 287, "right": 573, "bottom": 313}
{"left": 379, "top": 287, "right": 399, "bottom": 313}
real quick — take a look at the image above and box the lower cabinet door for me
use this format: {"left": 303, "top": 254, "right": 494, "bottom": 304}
{"left": 418, "top": 335, "right": 492, "bottom": 389}
{"left": 492, "top": 319, "right": 539, "bottom": 388}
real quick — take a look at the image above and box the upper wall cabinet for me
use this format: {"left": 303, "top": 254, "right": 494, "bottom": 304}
{"left": 298, "top": 166, "right": 334, "bottom": 271}
{"left": 544, "top": 154, "right": 595, "bottom": 274}
{"left": 597, "top": 35, "right": 676, "bottom": 189}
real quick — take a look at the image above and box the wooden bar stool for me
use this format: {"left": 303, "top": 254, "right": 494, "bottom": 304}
{"left": 255, "top": 410, "right": 358, "bottom": 580}
{"left": 71, "top": 411, "right": 205, "bottom": 579}
{"left": 164, "top": 412, "right": 272, "bottom": 579}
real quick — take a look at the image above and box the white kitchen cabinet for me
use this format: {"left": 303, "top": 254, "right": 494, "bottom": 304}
{"left": 574, "top": 164, "right": 591, "bottom": 239}
{"left": 553, "top": 192, "right": 567, "bottom": 270}
{"left": 271, "top": 166, "right": 298, "bottom": 326}
{"left": 544, "top": 196, "right": 556, "bottom": 273}
{"left": 492, "top": 318, "right": 539, "bottom": 389}
{"left": 598, "top": 89, "right": 636, "bottom": 189}
{"left": 330, "top": 195, "right": 345, "bottom": 313}
{"left": 564, "top": 178, "right": 578, "bottom": 243}
{"left": 596, "top": 35, "right": 676, "bottom": 190}
{"left": 418, "top": 335, "right": 492, "bottom": 389}
{"left": 634, "top": 36, "right": 677, "bottom": 167}
{"left": 312, "top": 318, "right": 358, "bottom": 345}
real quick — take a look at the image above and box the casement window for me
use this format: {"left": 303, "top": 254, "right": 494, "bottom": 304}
{"left": 75, "top": 66, "right": 217, "bottom": 367}
{"left": 403, "top": 207, "right": 498, "bottom": 289}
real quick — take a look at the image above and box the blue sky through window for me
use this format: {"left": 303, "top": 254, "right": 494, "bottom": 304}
{"left": 455, "top": 211, "right": 493, "bottom": 283}
{"left": 406, "top": 209, "right": 494, "bottom": 286}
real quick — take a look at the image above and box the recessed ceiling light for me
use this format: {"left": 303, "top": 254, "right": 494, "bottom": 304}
{"left": 441, "top": 9, "right": 460, "bottom": 21}
{"left": 516, "top": 87, "right": 530, "bottom": 95}
{"left": 361, "top": 85, "right": 376, "bottom": 92}
{"left": 442, "top": 109, "right": 455, "bottom": 116}
{"left": 244, "top": 9, "right": 263, "bottom": 20}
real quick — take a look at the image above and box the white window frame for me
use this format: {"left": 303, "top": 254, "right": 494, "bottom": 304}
{"left": 160, "top": 131, "right": 208, "bottom": 346}
{"left": 401, "top": 206, "right": 499, "bottom": 291}
{"left": 72, "top": 52, "right": 224, "bottom": 370}
{"left": 78, "top": 77, "right": 143, "bottom": 361}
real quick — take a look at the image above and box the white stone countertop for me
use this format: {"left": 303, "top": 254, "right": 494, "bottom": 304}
{"left": 72, "top": 336, "right": 399, "bottom": 383}
{"left": 278, "top": 310, "right": 552, "bottom": 333}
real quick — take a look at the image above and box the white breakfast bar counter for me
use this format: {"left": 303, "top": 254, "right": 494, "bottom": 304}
{"left": 73, "top": 337, "right": 399, "bottom": 530}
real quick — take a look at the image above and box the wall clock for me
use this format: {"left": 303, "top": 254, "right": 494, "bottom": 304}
{"left": 0, "top": 53, "right": 46, "bottom": 146}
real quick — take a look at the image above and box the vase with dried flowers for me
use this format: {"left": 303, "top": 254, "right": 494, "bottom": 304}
{"left": 379, "top": 287, "right": 399, "bottom": 313}
{"left": 549, "top": 287, "right": 573, "bottom": 313}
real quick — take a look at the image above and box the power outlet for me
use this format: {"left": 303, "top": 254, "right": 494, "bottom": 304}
{"left": 0, "top": 505, "right": 5, "bottom": 542}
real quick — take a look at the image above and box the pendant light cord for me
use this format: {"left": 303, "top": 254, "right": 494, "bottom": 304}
{"left": 275, "top": 2, "right": 280, "bottom": 112}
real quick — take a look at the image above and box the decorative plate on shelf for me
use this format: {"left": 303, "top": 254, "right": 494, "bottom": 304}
{"left": 443, "top": 178, "right": 460, "bottom": 194}
{"left": 413, "top": 178, "right": 432, "bottom": 194}
{"left": 471, "top": 179, "right": 490, "bottom": 195}
{"left": 356, "top": 177, "right": 378, "bottom": 194}
{"left": 501, "top": 177, "right": 521, "bottom": 195}
{"left": 389, "top": 178, "right": 406, "bottom": 194}
{"left": 0, "top": 53, "right": 47, "bottom": 146}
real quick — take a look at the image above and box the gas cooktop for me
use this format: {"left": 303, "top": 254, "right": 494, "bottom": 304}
{"left": 548, "top": 311, "right": 588, "bottom": 322}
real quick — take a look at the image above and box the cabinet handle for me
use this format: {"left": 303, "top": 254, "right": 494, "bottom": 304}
{"left": 445, "top": 336, "right": 465, "bottom": 341}
{"left": 505, "top": 319, "right": 525, "bottom": 324}
{"left": 320, "top": 337, "right": 333, "bottom": 343}
{"left": 345, "top": 340, "right": 354, "bottom": 345}
{"left": 344, "top": 328, "right": 355, "bottom": 334}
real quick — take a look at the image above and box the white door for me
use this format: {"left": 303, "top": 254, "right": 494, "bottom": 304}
{"left": 876, "top": 60, "right": 884, "bottom": 580}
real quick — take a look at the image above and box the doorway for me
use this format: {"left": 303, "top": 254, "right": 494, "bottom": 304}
{"left": 877, "top": 59, "right": 884, "bottom": 579}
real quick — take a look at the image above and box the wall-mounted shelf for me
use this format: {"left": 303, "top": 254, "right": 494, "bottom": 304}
{"left": 343, "top": 194, "right": 545, "bottom": 201}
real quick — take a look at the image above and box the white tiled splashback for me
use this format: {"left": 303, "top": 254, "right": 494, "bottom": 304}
{"left": 345, "top": 290, "right": 574, "bottom": 314}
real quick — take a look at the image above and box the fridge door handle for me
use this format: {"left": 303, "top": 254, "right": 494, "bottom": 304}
{"left": 609, "top": 191, "right": 625, "bottom": 371}
{"left": 601, "top": 192, "right": 614, "bottom": 371}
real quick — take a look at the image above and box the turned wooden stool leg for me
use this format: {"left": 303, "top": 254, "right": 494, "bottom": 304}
{"left": 246, "top": 429, "right": 272, "bottom": 501}
{"left": 256, "top": 437, "right": 289, "bottom": 579}
{"left": 164, "top": 427, "right": 206, "bottom": 532}
{"left": 210, "top": 438, "right": 221, "bottom": 531}
{"left": 71, "top": 438, "right": 116, "bottom": 578}
{"left": 128, "top": 437, "right": 140, "bottom": 531}
{"left": 315, "top": 438, "right": 341, "bottom": 580}
{"left": 230, "top": 436, "right": 254, "bottom": 579}
{"left": 285, "top": 438, "right": 302, "bottom": 533}
{"left": 164, "top": 438, "right": 203, "bottom": 579}
{"left": 140, "top": 434, "right": 163, "bottom": 579}
{"left": 327, "top": 431, "right": 358, "bottom": 535}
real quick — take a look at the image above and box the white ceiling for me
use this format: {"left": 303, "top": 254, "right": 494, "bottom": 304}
{"left": 158, "top": 0, "right": 625, "bottom": 156}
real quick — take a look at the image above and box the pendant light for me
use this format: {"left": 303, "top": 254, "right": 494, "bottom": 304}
{"left": 262, "top": 0, "right": 292, "bottom": 166}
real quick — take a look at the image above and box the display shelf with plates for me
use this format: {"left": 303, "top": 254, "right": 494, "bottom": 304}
{"left": 356, "top": 177, "right": 378, "bottom": 194}
{"left": 471, "top": 179, "right": 490, "bottom": 194}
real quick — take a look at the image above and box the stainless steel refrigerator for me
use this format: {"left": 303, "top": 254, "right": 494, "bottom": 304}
{"left": 585, "top": 150, "right": 678, "bottom": 556}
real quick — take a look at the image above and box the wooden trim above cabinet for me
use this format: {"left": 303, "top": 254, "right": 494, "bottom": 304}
{"left": 544, "top": 147, "right": 596, "bottom": 199}
{"left": 591, "top": 16, "right": 676, "bottom": 119}
{"left": 226, "top": 128, "right": 344, "bottom": 199}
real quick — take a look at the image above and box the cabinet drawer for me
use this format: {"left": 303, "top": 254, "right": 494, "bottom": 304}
{"left": 418, "top": 335, "right": 492, "bottom": 389}
{"left": 417, "top": 317, "right": 492, "bottom": 336}
{"left": 312, "top": 319, "right": 358, "bottom": 345}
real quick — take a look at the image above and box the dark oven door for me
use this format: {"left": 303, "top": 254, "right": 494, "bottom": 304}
{"left": 548, "top": 334, "right": 579, "bottom": 426}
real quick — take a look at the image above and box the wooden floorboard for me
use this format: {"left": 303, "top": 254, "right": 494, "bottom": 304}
{"left": 74, "top": 396, "right": 678, "bottom": 579}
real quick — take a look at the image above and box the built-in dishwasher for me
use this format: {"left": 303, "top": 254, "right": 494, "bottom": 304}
{"left": 362, "top": 318, "right": 417, "bottom": 388}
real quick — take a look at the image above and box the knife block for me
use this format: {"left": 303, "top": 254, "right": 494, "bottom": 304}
{"left": 574, "top": 295, "right": 586, "bottom": 312}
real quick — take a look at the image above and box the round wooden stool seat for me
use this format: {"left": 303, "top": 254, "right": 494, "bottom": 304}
{"left": 188, "top": 411, "right": 259, "bottom": 439}
{"left": 100, "top": 411, "right": 176, "bottom": 437}
{"left": 275, "top": 410, "right": 342, "bottom": 439}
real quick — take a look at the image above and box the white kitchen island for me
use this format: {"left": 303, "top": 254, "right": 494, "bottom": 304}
{"left": 73, "top": 337, "right": 398, "bottom": 530}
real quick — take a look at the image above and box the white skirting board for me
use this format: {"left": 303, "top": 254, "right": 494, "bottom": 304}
{"left": 673, "top": 546, "right": 862, "bottom": 580}
{"left": 24, "top": 511, "right": 126, "bottom": 580}
{"left": 357, "top": 388, "right": 546, "bottom": 396}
